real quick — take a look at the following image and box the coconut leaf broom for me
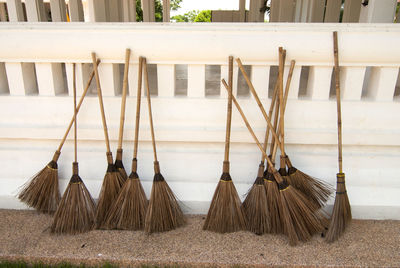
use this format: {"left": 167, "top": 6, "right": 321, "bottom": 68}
{"left": 143, "top": 57, "right": 185, "bottom": 233}
{"left": 91, "top": 53, "right": 126, "bottom": 228}
{"left": 223, "top": 79, "right": 326, "bottom": 246}
{"left": 51, "top": 63, "right": 96, "bottom": 234}
{"left": 203, "top": 56, "right": 247, "bottom": 233}
{"left": 105, "top": 56, "right": 148, "bottom": 230}
{"left": 18, "top": 59, "right": 100, "bottom": 214}
{"left": 325, "top": 31, "right": 352, "bottom": 243}
{"left": 115, "top": 49, "right": 132, "bottom": 181}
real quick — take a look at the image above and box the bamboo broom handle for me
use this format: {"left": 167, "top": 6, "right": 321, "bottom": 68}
{"left": 274, "top": 59, "right": 296, "bottom": 167}
{"left": 133, "top": 57, "right": 143, "bottom": 160}
{"left": 91, "top": 52, "right": 112, "bottom": 155}
{"left": 278, "top": 47, "right": 285, "bottom": 157}
{"left": 222, "top": 79, "right": 281, "bottom": 182}
{"left": 143, "top": 58, "right": 158, "bottom": 163}
{"left": 269, "top": 50, "right": 286, "bottom": 158}
{"left": 260, "top": 79, "right": 279, "bottom": 163}
{"left": 333, "top": 31, "right": 343, "bottom": 173}
{"left": 117, "top": 48, "right": 131, "bottom": 150}
{"left": 73, "top": 63, "right": 77, "bottom": 163}
{"left": 236, "top": 58, "right": 283, "bottom": 155}
{"left": 224, "top": 56, "right": 234, "bottom": 165}
{"left": 56, "top": 59, "right": 101, "bottom": 153}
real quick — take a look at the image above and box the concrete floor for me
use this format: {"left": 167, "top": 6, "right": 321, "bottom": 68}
{"left": 0, "top": 209, "right": 399, "bottom": 267}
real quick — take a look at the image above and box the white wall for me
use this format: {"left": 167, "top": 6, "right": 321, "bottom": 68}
{"left": 0, "top": 23, "right": 399, "bottom": 219}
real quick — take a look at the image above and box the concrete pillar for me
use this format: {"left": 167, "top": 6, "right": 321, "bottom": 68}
{"left": 25, "top": 0, "right": 47, "bottom": 22}
{"left": 239, "top": 0, "right": 246, "bottom": 22}
{"left": 359, "top": 0, "right": 397, "bottom": 23}
{"left": 50, "top": 0, "right": 67, "bottom": 22}
{"left": 68, "top": 0, "right": 84, "bottom": 22}
{"left": 324, "top": 0, "right": 341, "bottom": 22}
{"left": 6, "top": 0, "right": 25, "bottom": 22}
{"left": 88, "top": 0, "right": 107, "bottom": 22}
{"left": 342, "top": 0, "right": 362, "bottom": 22}
{"left": 162, "top": 0, "right": 170, "bottom": 22}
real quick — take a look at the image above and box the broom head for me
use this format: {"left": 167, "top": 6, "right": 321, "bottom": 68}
{"left": 145, "top": 167, "right": 185, "bottom": 233}
{"left": 241, "top": 163, "right": 271, "bottom": 235}
{"left": 95, "top": 161, "right": 125, "bottom": 228}
{"left": 203, "top": 163, "right": 247, "bottom": 233}
{"left": 18, "top": 151, "right": 61, "bottom": 214}
{"left": 325, "top": 172, "right": 351, "bottom": 243}
{"left": 51, "top": 162, "right": 96, "bottom": 234}
{"left": 275, "top": 172, "right": 327, "bottom": 246}
{"left": 105, "top": 160, "right": 148, "bottom": 230}
{"left": 285, "top": 155, "right": 333, "bottom": 208}
{"left": 263, "top": 165, "right": 282, "bottom": 234}
{"left": 115, "top": 148, "right": 128, "bottom": 181}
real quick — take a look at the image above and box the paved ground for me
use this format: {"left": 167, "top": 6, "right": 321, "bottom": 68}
{"left": 0, "top": 209, "right": 399, "bottom": 267}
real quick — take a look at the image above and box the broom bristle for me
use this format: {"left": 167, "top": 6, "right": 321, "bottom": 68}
{"left": 242, "top": 177, "right": 271, "bottom": 235}
{"left": 51, "top": 175, "right": 96, "bottom": 234}
{"left": 325, "top": 173, "right": 351, "bottom": 243}
{"left": 104, "top": 172, "right": 148, "bottom": 230}
{"left": 276, "top": 176, "right": 327, "bottom": 246}
{"left": 287, "top": 166, "right": 334, "bottom": 209}
{"left": 242, "top": 164, "right": 270, "bottom": 235}
{"left": 95, "top": 164, "right": 125, "bottom": 228}
{"left": 263, "top": 168, "right": 282, "bottom": 234}
{"left": 18, "top": 160, "right": 60, "bottom": 214}
{"left": 203, "top": 173, "right": 247, "bottom": 233}
{"left": 145, "top": 173, "right": 185, "bottom": 233}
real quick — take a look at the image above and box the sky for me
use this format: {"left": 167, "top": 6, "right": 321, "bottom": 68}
{"left": 170, "top": 0, "right": 250, "bottom": 16}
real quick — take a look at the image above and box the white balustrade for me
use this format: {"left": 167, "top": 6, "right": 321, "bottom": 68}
{"left": 0, "top": 23, "right": 399, "bottom": 219}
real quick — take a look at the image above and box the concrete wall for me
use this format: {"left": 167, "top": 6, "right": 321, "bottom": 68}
{"left": 0, "top": 23, "right": 399, "bottom": 219}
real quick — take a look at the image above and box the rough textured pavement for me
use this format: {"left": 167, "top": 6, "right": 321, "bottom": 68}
{"left": 0, "top": 209, "right": 399, "bottom": 267}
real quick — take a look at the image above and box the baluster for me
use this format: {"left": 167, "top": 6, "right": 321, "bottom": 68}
{"left": 341, "top": 67, "right": 366, "bottom": 101}
{"left": 157, "top": 64, "right": 175, "bottom": 97}
{"left": 5, "top": 63, "right": 38, "bottom": 95}
{"left": 0, "top": 63, "right": 9, "bottom": 94}
{"left": 187, "top": 64, "right": 205, "bottom": 98}
{"left": 307, "top": 66, "right": 332, "bottom": 100}
{"left": 366, "top": 67, "right": 399, "bottom": 101}
{"left": 50, "top": 0, "right": 67, "bottom": 22}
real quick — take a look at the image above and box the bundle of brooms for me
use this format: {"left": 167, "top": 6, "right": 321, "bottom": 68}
{"left": 222, "top": 78, "right": 327, "bottom": 246}
{"left": 51, "top": 63, "right": 96, "bottom": 234}
{"left": 241, "top": 49, "right": 292, "bottom": 235}
{"left": 143, "top": 57, "right": 185, "bottom": 233}
{"left": 237, "top": 50, "right": 333, "bottom": 211}
{"left": 91, "top": 53, "right": 126, "bottom": 228}
{"left": 105, "top": 56, "right": 148, "bottom": 230}
{"left": 203, "top": 56, "right": 247, "bottom": 233}
{"left": 18, "top": 60, "right": 100, "bottom": 214}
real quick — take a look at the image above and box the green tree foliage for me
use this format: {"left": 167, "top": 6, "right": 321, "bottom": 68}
{"left": 171, "top": 10, "right": 211, "bottom": 22}
{"left": 136, "top": 0, "right": 182, "bottom": 22}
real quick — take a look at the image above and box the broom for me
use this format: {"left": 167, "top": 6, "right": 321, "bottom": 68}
{"left": 114, "top": 49, "right": 131, "bottom": 181}
{"left": 222, "top": 79, "right": 326, "bottom": 246}
{"left": 325, "top": 31, "right": 352, "bottom": 243}
{"left": 143, "top": 57, "right": 185, "bottom": 233}
{"left": 105, "top": 56, "right": 148, "bottom": 230}
{"left": 237, "top": 53, "right": 333, "bottom": 209}
{"left": 51, "top": 63, "right": 96, "bottom": 234}
{"left": 203, "top": 56, "right": 247, "bottom": 233}
{"left": 91, "top": 53, "right": 126, "bottom": 228}
{"left": 241, "top": 61, "right": 281, "bottom": 235}
{"left": 18, "top": 59, "right": 100, "bottom": 214}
